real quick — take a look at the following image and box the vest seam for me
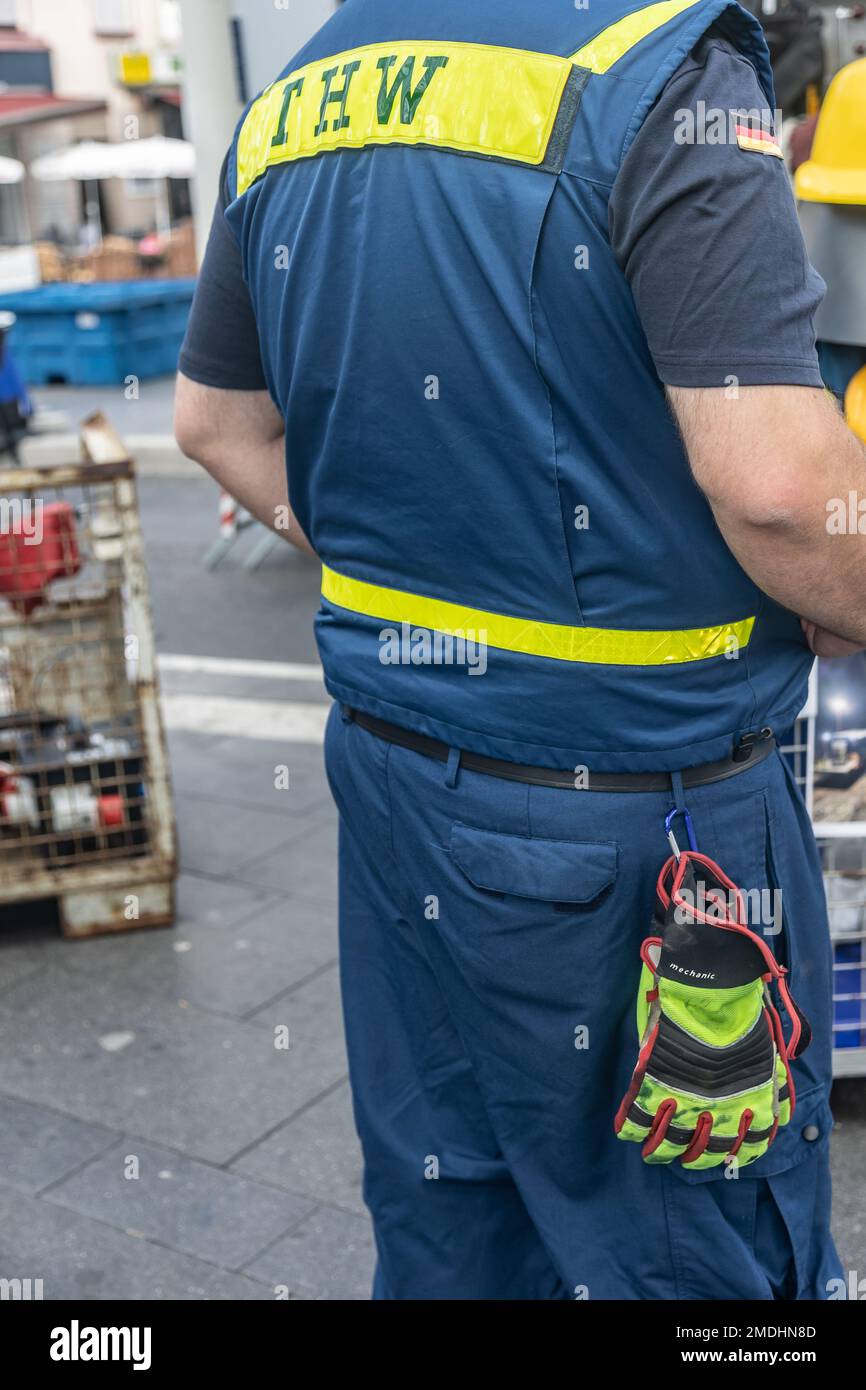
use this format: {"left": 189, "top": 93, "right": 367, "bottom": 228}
{"left": 742, "top": 588, "right": 762, "bottom": 731}
{"left": 559, "top": 168, "right": 615, "bottom": 193}
{"left": 619, "top": 2, "right": 728, "bottom": 159}
{"left": 618, "top": 1, "right": 767, "bottom": 163}
{"left": 528, "top": 174, "right": 586, "bottom": 628}
{"left": 678, "top": 36, "right": 764, "bottom": 87}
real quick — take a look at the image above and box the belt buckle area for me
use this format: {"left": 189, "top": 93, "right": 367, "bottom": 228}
{"left": 732, "top": 726, "right": 773, "bottom": 764}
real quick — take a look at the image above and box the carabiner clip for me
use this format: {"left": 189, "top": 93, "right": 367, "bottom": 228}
{"left": 665, "top": 806, "right": 697, "bottom": 860}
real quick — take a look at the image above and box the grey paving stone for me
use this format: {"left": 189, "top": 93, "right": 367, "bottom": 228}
{"left": 0, "top": 1185, "right": 272, "bottom": 1301}
{"left": 243, "top": 1202, "right": 375, "bottom": 1300}
{"left": 0, "top": 940, "right": 52, "bottom": 997}
{"left": 232, "top": 1080, "right": 365, "bottom": 1215}
{"left": 0, "top": 967, "right": 347, "bottom": 1165}
{"left": 234, "top": 810, "right": 339, "bottom": 904}
{"left": 48, "top": 1139, "right": 316, "bottom": 1269}
{"left": 0, "top": 1095, "right": 118, "bottom": 1195}
{"left": 175, "top": 870, "right": 281, "bottom": 929}
{"left": 168, "top": 730, "right": 332, "bottom": 819}
{"left": 243, "top": 953, "right": 345, "bottom": 1048}
{"left": 176, "top": 793, "right": 314, "bottom": 878}
{"left": 59, "top": 884, "right": 337, "bottom": 1019}
{"left": 0, "top": 899, "right": 65, "bottom": 995}
{"left": 240, "top": 966, "right": 348, "bottom": 1104}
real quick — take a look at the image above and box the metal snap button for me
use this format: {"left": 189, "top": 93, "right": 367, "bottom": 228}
{"left": 803, "top": 1124, "right": 820, "bottom": 1141}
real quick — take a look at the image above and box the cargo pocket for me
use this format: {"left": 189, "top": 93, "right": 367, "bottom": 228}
{"left": 754, "top": 1085, "right": 836, "bottom": 1298}
{"left": 439, "top": 824, "right": 623, "bottom": 1098}
{"left": 449, "top": 823, "right": 618, "bottom": 908}
{"left": 666, "top": 1084, "right": 835, "bottom": 1298}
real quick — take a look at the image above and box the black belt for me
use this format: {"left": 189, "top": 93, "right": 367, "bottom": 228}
{"left": 345, "top": 710, "right": 776, "bottom": 792}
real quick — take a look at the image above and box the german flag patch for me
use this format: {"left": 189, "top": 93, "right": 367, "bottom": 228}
{"left": 735, "top": 119, "right": 783, "bottom": 159}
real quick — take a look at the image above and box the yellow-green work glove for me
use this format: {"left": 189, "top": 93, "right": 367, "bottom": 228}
{"left": 615, "top": 850, "right": 811, "bottom": 1169}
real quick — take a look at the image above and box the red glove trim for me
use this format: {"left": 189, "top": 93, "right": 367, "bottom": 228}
{"left": 763, "top": 993, "right": 797, "bottom": 1114}
{"left": 641, "top": 1097, "right": 677, "bottom": 1157}
{"left": 681, "top": 1110, "right": 714, "bottom": 1164}
{"left": 640, "top": 936, "right": 662, "bottom": 972}
{"left": 728, "top": 1107, "right": 754, "bottom": 1159}
{"left": 614, "top": 1020, "right": 660, "bottom": 1133}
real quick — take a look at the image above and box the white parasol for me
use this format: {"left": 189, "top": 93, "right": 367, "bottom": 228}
{"left": 30, "top": 137, "right": 196, "bottom": 240}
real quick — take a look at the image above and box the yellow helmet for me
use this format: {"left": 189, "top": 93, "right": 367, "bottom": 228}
{"left": 846, "top": 366, "right": 866, "bottom": 445}
{"left": 795, "top": 59, "right": 866, "bottom": 205}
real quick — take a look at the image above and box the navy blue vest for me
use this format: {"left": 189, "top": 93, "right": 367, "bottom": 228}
{"left": 226, "top": 0, "right": 811, "bottom": 772}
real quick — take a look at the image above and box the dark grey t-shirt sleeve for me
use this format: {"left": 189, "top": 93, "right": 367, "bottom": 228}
{"left": 609, "top": 30, "right": 825, "bottom": 388}
{"left": 178, "top": 154, "right": 267, "bottom": 391}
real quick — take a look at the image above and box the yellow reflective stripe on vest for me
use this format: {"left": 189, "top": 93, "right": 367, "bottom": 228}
{"left": 571, "top": 0, "right": 704, "bottom": 73}
{"left": 236, "top": 40, "right": 576, "bottom": 195}
{"left": 321, "top": 565, "right": 754, "bottom": 667}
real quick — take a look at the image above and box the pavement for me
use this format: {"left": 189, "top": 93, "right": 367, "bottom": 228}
{"left": 29, "top": 375, "right": 180, "bottom": 442}
{"left": 0, "top": 380, "right": 373, "bottom": 1301}
{"left": 0, "top": 379, "right": 863, "bottom": 1301}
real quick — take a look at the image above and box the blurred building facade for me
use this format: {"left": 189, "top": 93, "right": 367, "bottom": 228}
{"left": 0, "top": 0, "right": 186, "bottom": 243}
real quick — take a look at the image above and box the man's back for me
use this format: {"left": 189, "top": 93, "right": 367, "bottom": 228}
{"left": 218, "top": 0, "right": 818, "bottom": 771}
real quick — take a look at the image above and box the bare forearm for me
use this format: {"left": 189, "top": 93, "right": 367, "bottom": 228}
{"left": 174, "top": 374, "right": 315, "bottom": 555}
{"left": 713, "top": 486, "right": 866, "bottom": 641}
{"left": 196, "top": 432, "right": 314, "bottom": 554}
{"left": 711, "top": 502, "right": 866, "bottom": 642}
{"left": 670, "top": 385, "right": 866, "bottom": 644}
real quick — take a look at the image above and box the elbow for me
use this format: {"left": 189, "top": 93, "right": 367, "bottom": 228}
{"left": 173, "top": 407, "right": 209, "bottom": 465}
{"left": 711, "top": 487, "right": 807, "bottom": 533}
{"left": 173, "top": 385, "right": 220, "bottom": 468}
{"left": 695, "top": 464, "right": 813, "bottom": 533}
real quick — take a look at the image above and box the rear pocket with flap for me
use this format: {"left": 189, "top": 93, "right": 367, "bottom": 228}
{"left": 449, "top": 822, "right": 618, "bottom": 905}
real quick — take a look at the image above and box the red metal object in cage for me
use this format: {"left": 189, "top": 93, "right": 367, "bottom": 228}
{"left": 0, "top": 500, "right": 81, "bottom": 615}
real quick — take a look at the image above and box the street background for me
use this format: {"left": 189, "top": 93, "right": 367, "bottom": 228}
{"left": 0, "top": 377, "right": 376, "bottom": 1301}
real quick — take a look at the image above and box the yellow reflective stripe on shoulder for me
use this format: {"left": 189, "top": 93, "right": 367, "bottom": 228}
{"left": 236, "top": 40, "right": 576, "bottom": 195}
{"left": 321, "top": 565, "right": 754, "bottom": 666}
{"left": 571, "top": 0, "right": 705, "bottom": 73}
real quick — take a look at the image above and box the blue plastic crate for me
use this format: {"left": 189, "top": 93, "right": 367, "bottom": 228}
{"left": 0, "top": 279, "right": 196, "bottom": 386}
{"left": 834, "top": 939, "right": 866, "bottom": 1049}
